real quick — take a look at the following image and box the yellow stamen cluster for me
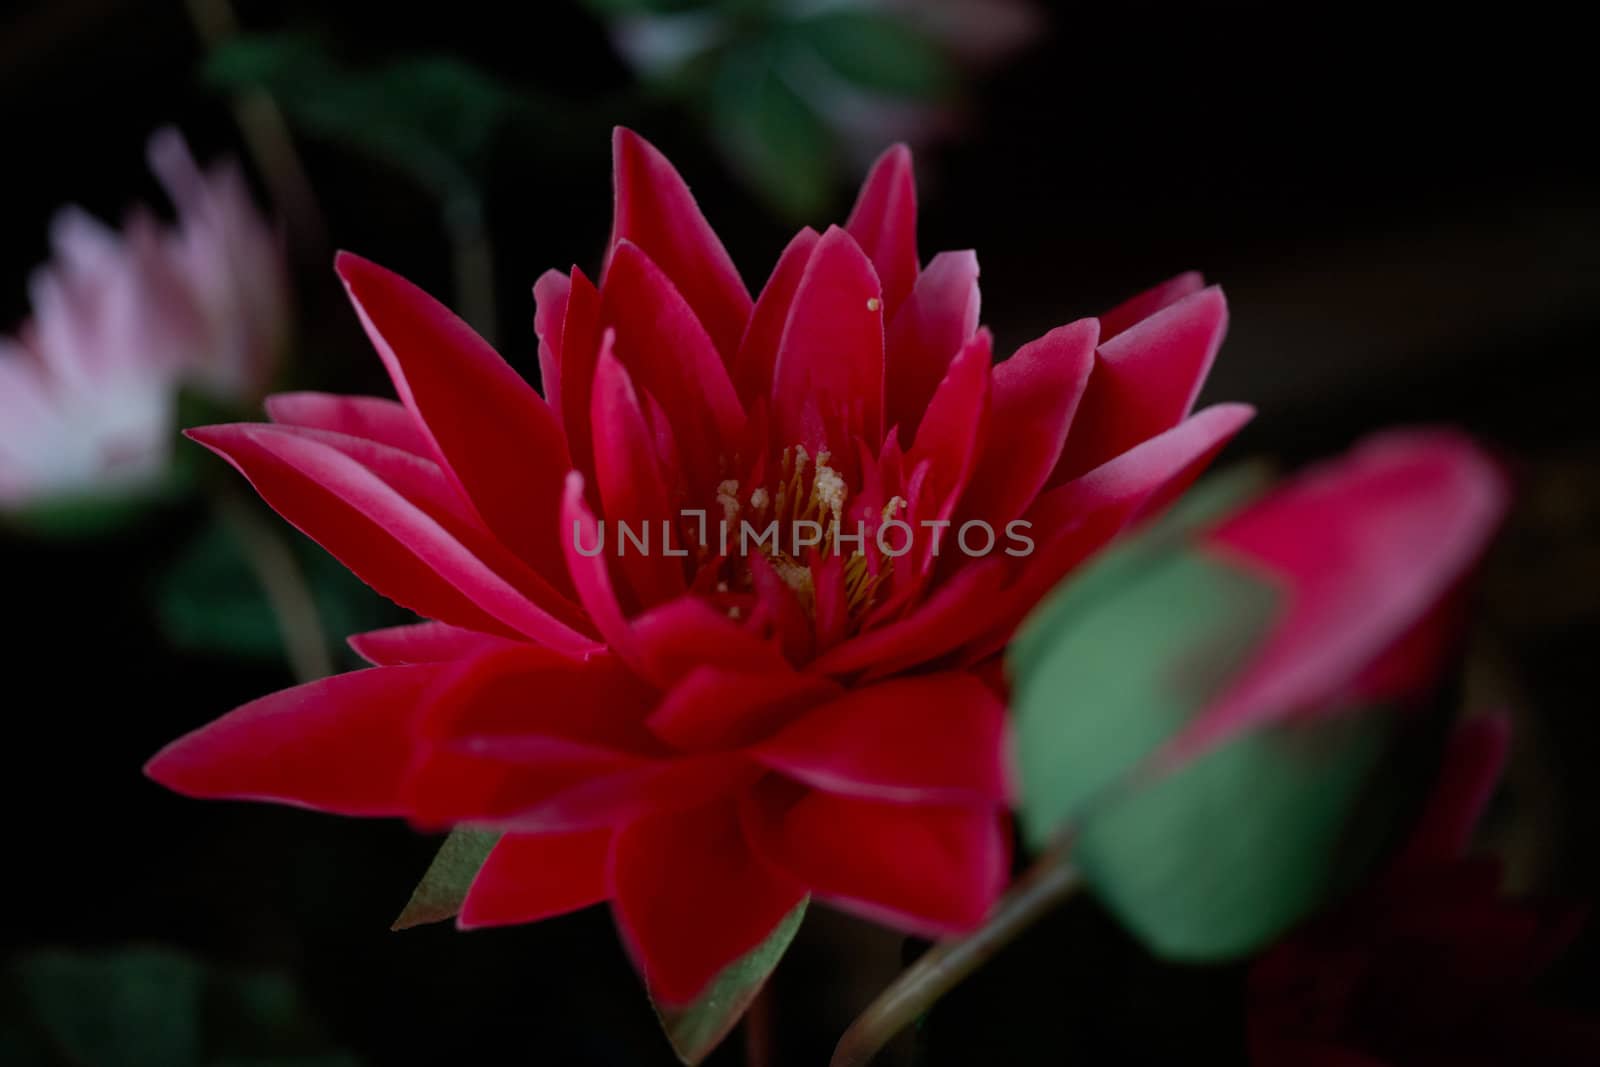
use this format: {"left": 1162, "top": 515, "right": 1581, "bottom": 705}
{"left": 708, "top": 445, "right": 895, "bottom": 618}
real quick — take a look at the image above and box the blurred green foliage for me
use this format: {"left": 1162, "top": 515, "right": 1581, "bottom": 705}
{"left": 584, "top": 0, "right": 956, "bottom": 217}
{"left": 205, "top": 33, "right": 532, "bottom": 202}
{"left": 156, "top": 513, "right": 392, "bottom": 667}
{"left": 0, "top": 947, "right": 357, "bottom": 1067}
{"left": 1010, "top": 466, "right": 1412, "bottom": 959}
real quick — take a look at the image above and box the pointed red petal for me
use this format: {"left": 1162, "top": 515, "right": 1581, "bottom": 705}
{"left": 959, "top": 318, "right": 1097, "bottom": 528}
{"left": 532, "top": 268, "right": 571, "bottom": 419}
{"left": 601, "top": 242, "right": 745, "bottom": 488}
{"left": 742, "top": 780, "right": 1006, "bottom": 937}
{"left": 264, "top": 392, "right": 429, "bottom": 456}
{"left": 558, "top": 267, "right": 603, "bottom": 481}
{"left": 605, "top": 128, "right": 752, "bottom": 362}
{"left": 348, "top": 621, "right": 521, "bottom": 666}
{"left": 560, "top": 471, "right": 649, "bottom": 672}
{"left": 188, "top": 424, "right": 596, "bottom": 653}
{"left": 845, "top": 143, "right": 919, "bottom": 317}
{"left": 1046, "top": 402, "right": 1257, "bottom": 520}
{"left": 907, "top": 328, "right": 991, "bottom": 531}
{"left": 957, "top": 403, "right": 1256, "bottom": 662}
{"left": 145, "top": 666, "right": 443, "bottom": 815}
{"left": 335, "top": 253, "right": 573, "bottom": 591}
{"left": 732, "top": 227, "right": 820, "bottom": 408}
{"left": 1098, "top": 271, "right": 1206, "bottom": 341}
{"left": 756, "top": 674, "right": 1010, "bottom": 805}
{"left": 457, "top": 829, "right": 613, "bottom": 928}
{"left": 1176, "top": 431, "right": 1509, "bottom": 757}
{"left": 611, "top": 800, "right": 806, "bottom": 1005}
{"left": 772, "top": 226, "right": 885, "bottom": 458}
{"left": 812, "top": 558, "right": 1009, "bottom": 678}
{"left": 591, "top": 337, "right": 688, "bottom": 608}
{"left": 1053, "top": 286, "right": 1229, "bottom": 484}
{"left": 884, "top": 250, "right": 980, "bottom": 444}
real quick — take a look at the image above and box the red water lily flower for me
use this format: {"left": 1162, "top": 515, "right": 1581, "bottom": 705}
{"left": 1250, "top": 714, "right": 1600, "bottom": 1066}
{"left": 146, "top": 128, "right": 1251, "bottom": 1003}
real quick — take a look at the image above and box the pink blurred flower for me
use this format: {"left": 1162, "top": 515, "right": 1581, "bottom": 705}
{"left": 1250, "top": 715, "right": 1600, "bottom": 1066}
{"left": 0, "top": 128, "right": 287, "bottom": 508}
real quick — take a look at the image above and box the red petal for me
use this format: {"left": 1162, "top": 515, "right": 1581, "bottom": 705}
{"left": 647, "top": 666, "right": 839, "bottom": 752}
{"left": 1046, "top": 402, "right": 1257, "bottom": 521}
{"left": 1176, "top": 430, "right": 1509, "bottom": 757}
{"left": 605, "top": 128, "right": 752, "bottom": 362}
{"left": 600, "top": 242, "right": 745, "bottom": 489}
{"left": 558, "top": 267, "right": 603, "bottom": 481}
{"left": 145, "top": 666, "right": 444, "bottom": 815}
{"left": 907, "top": 328, "right": 992, "bottom": 531}
{"left": 188, "top": 424, "right": 597, "bottom": 653}
{"left": 405, "top": 646, "right": 668, "bottom": 828}
{"left": 630, "top": 596, "right": 792, "bottom": 687}
{"left": 253, "top": 425, "right": 592, "bottom": 639}
{"left": 772, "top": 226, "right": 885, "bottom": 459}
{"left": 731, "top": 227, "right": 820, "bottom": 408}
{"left": 956, "top": 403, "right": 1256, "bottom": 662}
{"left": 1053, "top": 286, "right": 1229, "bottom": 483}
{"left": 532, "top": 268, "right": 570, "bottom": 419}
{"left": 610, "top": 800, "right": 806, "bottom": 1005}
{"left": 884, "top": 250, "right": 980, "bottom": 444}
{"left": 264, "top": 392, "right": 429, "bottom": 456}
{"left": 958, "top": 318, "right": 1097, "bottom": 529}
{"left": 504, "top": 755, "right": 759, "bottom": 834}
{"left": 812, "top": 558, "right": 1009, "bottom": 678}
{"left": 561, "top": 471, "right": 640, "bottom": 661}
{"left": 349, "top": 621, "right": 522, "bottom": 666}
{"left": 1393, "top": 714, "right": 1510, "bottom": 871}
{"left": 335, "top": 253, "right": 574, "bottom": 592}
{"left": 742, "top": 780, "right": 1006, "bottom": 937}
{"left": 416, "top": 642, "right": 658, "bottom": 753}
{"left": 591, "top": 337, "right": 688, "bottom": 608}
{"left": 1098, "top": 271, "right": 1206, "bottom": 341}
{"left": 755, "top": 674, "right": 1010, "bottom": 805}
{"left": 845, "top": 143, "right": 919, "bottom": 317}
{"left": 457, "top": 829, "right": 613, "bottom": 928}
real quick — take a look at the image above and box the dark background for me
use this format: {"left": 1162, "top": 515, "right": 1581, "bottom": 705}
{"left": 3, "top": 2, "right": 1596, "bottom": 1063}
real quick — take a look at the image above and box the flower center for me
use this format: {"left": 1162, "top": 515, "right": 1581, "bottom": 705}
{"left": 692, "top": 444, "right": 892, "bottom": 622}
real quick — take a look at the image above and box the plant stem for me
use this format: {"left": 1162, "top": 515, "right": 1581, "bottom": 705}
{"left": 829, "top": 850, "right": 1082, "bottom": 1067}
{"left": 443, "top": 191, "right": 498, "bottom": 345}
{"left": 183, "top": 0, "right": 328, "bottom": 260}
{"left": 215, "top": 484, "right": 333, "bottom": 683}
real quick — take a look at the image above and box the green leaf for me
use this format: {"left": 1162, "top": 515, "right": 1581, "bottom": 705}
{"left": 1009, "top": 465, "right": 1278, "bottom": 846}
{"left": 392, "top": 829, "right": 500, "bottom": 930}
{"left": 793, "top": 12, "right": 953, "bottom": 99}
{"left": 205, "top": 34, "right": 527, "bottom": 197}
{"left": 710, "top": 41, "right": 835, "bottom": 220}
{"left": 653, "top": 899, "right": 806, "bottom": 1065}
{"left": 1074, "top": 713, "right": 1391, "bottom": 958}
{"left": 1010, "top": 463, "right": 1405, "bottom": 959}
